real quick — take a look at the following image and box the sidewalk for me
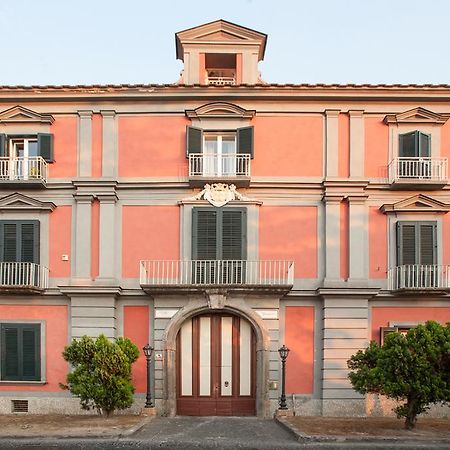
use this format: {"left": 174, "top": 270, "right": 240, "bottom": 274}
{"left": 276, "top": 415, "right": 450, "bottom": 443}
{"left": 0, "top": 414, "right": 148, "bottom": 438}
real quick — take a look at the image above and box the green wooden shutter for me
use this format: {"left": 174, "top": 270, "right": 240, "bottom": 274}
{"left": 399, "top": 131, "right": 418, "bottom": 157}
{"left": 21, "top": 222, "right": 39, "bottom": 264}
{"left": 0, "top": 134, "right": 7, "bottom": 158}
{"left": 1, "top": 325, "right": 19, "bottom": 380}
{"left": 397, "top": 222, "right": 417, "bottom": 265}
{"left": 37, "top": 133, "right": 54, "bottom": 162}
{"left": 0, "top": 223, "right": 18, "bottom": 262}
{"left": 192, "top": 209, "right": 217, "bottom": 260}
{"left": 419, "top": 223, "right": 436, "bottom": 265}
{"left": 237, "top": 127, "right": 254, "bottom": 158}
{"left": 418, "top": 132, "right": 431, "bottom": 157}
{"left": 21, "top": 325, "right": 40, "bottom": 381}
{"left": 221, "top": 210, "right": 246, "bottom": 260}
{"left": 186, "top": 126, "right": 203, "bottom": 157}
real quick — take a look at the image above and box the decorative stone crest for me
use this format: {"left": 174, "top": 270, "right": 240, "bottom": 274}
{"left": 186, "top": 183, "right": 251, "bottom": 207}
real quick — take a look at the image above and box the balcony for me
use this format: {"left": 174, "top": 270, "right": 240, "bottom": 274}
{"left": 0, "top": 157, "right": 48, "bottom": 187}
{"left": 388, "top": 264, "right": 450, "bottom": 293}
{"left": 140, "top": 260, "right": 294, "bottom": 294}
{"left": 188, "top": 153, "right": 251, "bottom": 186}
{"left": 388, "top": 157, "right": 448, "bottom": 188}
{"left": 0, "top": 262, "right": 49, "bottom": 293}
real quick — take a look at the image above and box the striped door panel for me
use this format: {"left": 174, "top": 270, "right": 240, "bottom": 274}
{"left": 177, "top": 314, "right": 256, "bottom": 416}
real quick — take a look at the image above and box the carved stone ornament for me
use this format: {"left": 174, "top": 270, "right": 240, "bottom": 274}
{"left": 186, "top": 183, "right": 251, "bottom": 207}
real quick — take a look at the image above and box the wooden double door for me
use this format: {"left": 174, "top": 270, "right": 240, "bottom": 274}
{"left": 176, "top": 313, "right": 256, "bottom": 416}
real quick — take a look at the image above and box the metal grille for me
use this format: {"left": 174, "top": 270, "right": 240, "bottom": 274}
{"left": 11, "top": 399, "right": 28, "bottom": 413}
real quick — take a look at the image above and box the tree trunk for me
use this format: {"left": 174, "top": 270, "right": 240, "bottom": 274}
{"left": 404, "top": 398, "right": 417, "bottom": 430}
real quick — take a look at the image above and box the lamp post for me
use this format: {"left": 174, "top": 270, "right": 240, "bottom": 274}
{"left": 142, "top": 344, "right": 154, "bottom": 408}
{"left": 278, "top": 344, "right": 290, "bottom": 410}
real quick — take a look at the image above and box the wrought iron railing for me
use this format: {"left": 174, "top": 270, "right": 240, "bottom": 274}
{"left": 388, "top": 264, "right": 450, "bottom": 290}
{"left": 0, "top": 157, "right": 48, "bottom": 182}
{"left": 0, "top": 262, "right": 49, "bottom": 289}
{"left": 188, "top": 153, "right": 251, "bottom": 177}
{"left": 388, "top": 157, "right": 447, "bottom": 183}
{"left": 140, "top": 260, "right": 294, "bottom": 287}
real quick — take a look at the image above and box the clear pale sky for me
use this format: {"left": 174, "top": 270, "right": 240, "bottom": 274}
{"left": 1, "top": 0, "right": 450, "bottom": 86}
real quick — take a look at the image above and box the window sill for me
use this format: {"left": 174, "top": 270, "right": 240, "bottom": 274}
{"left": 0, "top": 380, "right": 47, "bottom": 385}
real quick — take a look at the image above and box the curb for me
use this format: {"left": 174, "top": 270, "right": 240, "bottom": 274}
{"left": 274, "top": 416, "right": 450, "bottom": 444}
{"left": 118, "top": 416, "right": 153, "bottom": 438}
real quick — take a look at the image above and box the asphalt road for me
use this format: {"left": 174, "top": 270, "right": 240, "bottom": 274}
{"left": 0, "top": 417, "right": 448, "bottom": 449}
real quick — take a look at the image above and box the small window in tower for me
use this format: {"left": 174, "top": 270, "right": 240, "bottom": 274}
{"left": 205, "top": 53, "right": 236, "bottom": 86}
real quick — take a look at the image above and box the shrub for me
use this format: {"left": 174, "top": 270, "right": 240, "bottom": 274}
{"left": 61, "top": 334, "right": 140, "bottom": 416}
{"left": 347, "top": 321, "right": 450, "bottom": 430}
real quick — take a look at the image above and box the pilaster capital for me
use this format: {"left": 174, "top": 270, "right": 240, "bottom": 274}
{"left": 100, "top": 110, "right": 116, "bottom": 118}
{"left": 97, "top": 193, "right": 118, "bottom": 204}
{"left": 322, "top": 194, "right": 344, "bottom": 204}
{"left": 348, "top": 110, "right": 365, "bottom": 118}
{"left": 77, "top": 110, "right": 93, "bottom": 119}
{"left": 324, "top": 109, "right": 340, "bottom": 118}
{"left": 347, "top": 194, "right": 369, "bottom": 204}
{"left": 73, "top": 193, "right": 94, "bottom": 204}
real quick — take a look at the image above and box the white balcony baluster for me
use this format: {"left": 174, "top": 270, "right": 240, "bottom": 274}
{"left": 139, "top": 260, "right": 294, "bottom": 288}
{"left": 388, "top": 157, "right": 448, "bottom": 183}
{"left": 388, "top": 264, "right": 450, "bottom": 290}
{"left": 0, "top": 262, "right": 49, "bottom": 289}
{"left": 189, "top": 153, "right": 251, "bottom": 177}
{"left": 0, "top": 157, "right": 48, "bottom": 183}
{"left": 206, "top": 76, "right": 236, "bottom": 86}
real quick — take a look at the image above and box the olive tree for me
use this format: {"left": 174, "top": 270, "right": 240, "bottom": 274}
{"left": 347, "top": 321, "right": 450, "bottom": 429}
{"left": 61, "top": 334, "right": 140, "bottom": 416}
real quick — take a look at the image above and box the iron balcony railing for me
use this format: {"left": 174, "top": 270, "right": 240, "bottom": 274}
{"left": 140, "top": 260, "right": 294, "bottom": 287}
{"left": 0, "top": 157, "right": 48, "bottom": 183}
{"left": 388, "top": 157, "right": 448, "bottom": 183}
{"left": 0, "top": 262, "right": 49, "bottom": 290}
{"left": 388, "top": 264, "right": 450, "bottom": 290}
{"left": 206, "top": 76, "right": 236, "bottom": 86}
{"left": 188, "top": 153, "right": 251, "bottom": 177}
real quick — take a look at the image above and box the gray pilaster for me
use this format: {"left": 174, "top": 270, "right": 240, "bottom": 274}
{"left": 73, "top": 194, "right": 93, "bottom": 281}
{"left": 348, "top": 196, "right": 369, "bottom": 284}
{"left": 321, "top": 295, "right": 369, "bottom": 416}
{"left": 349, "top": 110, "right": 365, "bottom": 178}
{"left": 325, "top": 110, "right": 340, "bottom": 177}
{"left": 101, "top": 110, "right": 117, "bottom": 178}
{"left": 98, "top": 194, "right": 118, "bottom": 282}
{"left": 77, "top": 110, "right": 93, "bottom": 177}
{"left": 323, "top": 196, "right": 342, "bottom": 286}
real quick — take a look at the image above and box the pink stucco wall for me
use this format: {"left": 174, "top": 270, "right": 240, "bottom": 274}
{"left": 369, "top": 206, "right": 387, "bottom": 279}
{"left": 285, "top": 306, "right": 314, "bottom": 394}
{"left": 123, "top": 305, "right": 149, "bottom": 393}
{"left": 259, "top": 206, "right": 317, "bottom": 278}
{"left": 118, "top": 116, "right": 188, "bottom": 177}
{"left": 252, "top": 116, "right": 323, "bottom": 177}
{"left": 365, "top": 117, "right": 389, "bottom": 178}
{"left": 372, "top": 307, "right": 450, "bottom": 343}
{"left": 49, "top": 117, "right": 77, "bottom": 178}
{"left": 338, "top": 113, "right": 350, "bottom": 178}
{"left": 122, "top": 206, "right": 180, "bottom": 278}
{"left": 49, "top": 206, "right": 71, "bottom": 278}
{"left": 0, "top": 305, "right": 68, "bottom": 392}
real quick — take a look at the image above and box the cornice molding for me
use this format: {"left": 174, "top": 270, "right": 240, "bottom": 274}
{"left": 380, "top": 194, "right": 450, "bottom": 214}
{"left": 0, "top": 193, "right": 56, "bottom": 212}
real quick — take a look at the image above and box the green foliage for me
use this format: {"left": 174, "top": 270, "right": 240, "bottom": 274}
{"left": 61, "top": 335, "right": 140, "bottom": 416}
{"left": 347, "top": 321, "right": 450, "bottom": 430}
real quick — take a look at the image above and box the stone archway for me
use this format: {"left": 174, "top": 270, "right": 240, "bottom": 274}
{"left": 161, "top": 292, "right": 271, "bottom": 418}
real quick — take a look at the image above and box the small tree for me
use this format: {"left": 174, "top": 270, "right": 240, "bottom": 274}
{"left": 347, "top": 321, "right": 450, "bottom": 430}
{"left": 61, "top": 334, "right": 140, "bottom": 417}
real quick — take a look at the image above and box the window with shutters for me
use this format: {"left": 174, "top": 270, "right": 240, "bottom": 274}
{"left": 0, "top": 323, "right": 41, "bottom": 381}
{"left": 186, "top": 127, "right": 253, "bottom": 179}
{"left": 0, "top": 134, "right": 53, "bottom": 183}
{"left": 192, "top": 208, "right": 247, "bottom": 284}
{"left": 399, "top": 131, "right": 431, "bottom": 158}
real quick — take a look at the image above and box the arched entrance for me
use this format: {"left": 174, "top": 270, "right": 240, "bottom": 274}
{"left": 176, "top": 312, "right": 256, "bottom": 416}
{"left": 161, "top": 296, "right": 271, "bottom": 417}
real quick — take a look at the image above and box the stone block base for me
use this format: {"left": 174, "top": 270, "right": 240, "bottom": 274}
{"left": 275, "top": 409, "right": 294, "bottom": 417}
{"left": 141, "top": 407, "right": 157, "bottom": 416}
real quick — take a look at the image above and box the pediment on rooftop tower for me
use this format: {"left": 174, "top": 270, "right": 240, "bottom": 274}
{"left": 175, "top": 19, "right": 267, "bottom": 61}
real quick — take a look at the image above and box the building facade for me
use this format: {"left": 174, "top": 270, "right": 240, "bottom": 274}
{"left": 0, "top": 20, "right": 450, "bottom": 417}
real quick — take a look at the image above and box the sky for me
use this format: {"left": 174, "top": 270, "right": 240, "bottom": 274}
{"left": 1, "top": 0, "right": 450, "bottom": 86}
